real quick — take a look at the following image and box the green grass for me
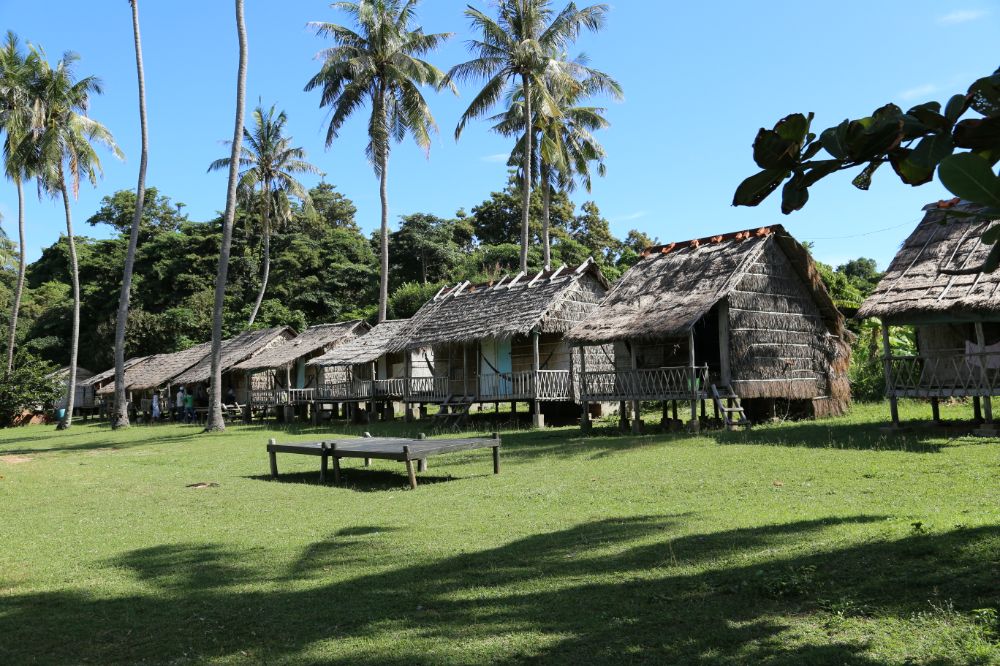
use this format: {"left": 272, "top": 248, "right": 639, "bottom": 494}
{"left": 0, "top": 401, "right": 998, "bottom": 665}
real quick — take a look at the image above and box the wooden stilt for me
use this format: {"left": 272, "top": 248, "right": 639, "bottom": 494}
{"left": 974, "top": 396, "right": 983, "bottom": 423}
{"left": 331, "top": 443, "right": 340, "bottom": 486}
{"left": 930, "top": 397, "right": 941, "bottom": 424}
{"left": 403, "top": 445, "right": 417, "bottom": 489}
{"left": 268, "top": 438, "right": 278, "bottom": 477}
{"left": 975, "top": 322, "right": 993, "bottom": 424}
{"left": 882, "top": 325, "right": 901, "bottom": 427}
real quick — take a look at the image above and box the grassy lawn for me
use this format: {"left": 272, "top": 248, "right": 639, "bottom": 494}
{"left": 1, "top": 401, "right": 998, "bottom": 665}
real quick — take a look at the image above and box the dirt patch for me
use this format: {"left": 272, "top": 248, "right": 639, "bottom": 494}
{"left": 186, "top": 482, "right": 219, "bottom": 489}
{"left": 0, "top": 455, "right": 33, "bottom": 465}
{"left": 86, "top": 447, "right": 120, "bottom": 456}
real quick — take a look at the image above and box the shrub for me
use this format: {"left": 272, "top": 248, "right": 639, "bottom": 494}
{"left": 0, "top": 351, "right": 63, "bottom": 427}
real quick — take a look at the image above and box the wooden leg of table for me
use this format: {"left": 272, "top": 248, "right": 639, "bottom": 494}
{"left": 268, "top": 440, "right": 278, "bottom": 478}
{"left": 320, "top": 449, "right": 328, "bottom": 484}
{"left": 364, "top": 457, "right": 371, "bottom": 467}
{"left": 405, "top": 459, "right": 417, "bottom": 489}
{"left": 418, "top": 458, "right": 427, "bottom": 472}
{"left": 493, "top": 445, "right": 500, "bottom": 475}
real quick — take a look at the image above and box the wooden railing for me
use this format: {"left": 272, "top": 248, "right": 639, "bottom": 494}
{"left": 535, "top": 370, "right": 572, "bottom": 401}
{"left": 407, "top": 376, "right": 450, "bottom": 401}
{"left": 581, "top": 366, "right": 709, "bottom": 402}
{"left": 887, "top": 353, "right": 1000, "bottom": 398}
{"left": 374, "top": 378, "right": 407, "bottom": 398}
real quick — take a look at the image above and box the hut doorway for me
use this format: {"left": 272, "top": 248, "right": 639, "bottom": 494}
{"left": 692, "top": 307, "right": 723, "bottom": 382}
{"left": 480, "top": 338, "right": 512, "bottom": 397}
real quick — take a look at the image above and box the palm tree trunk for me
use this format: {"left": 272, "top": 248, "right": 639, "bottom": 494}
{"left": 57, "top": 168, "right": 80, "bottom": 430}
{"left": 520, "top": 74, "right": 532, "bottom": 274}
{"left": 5, "top": 177, "right": 26, "bottom": 373}
{"left": 112, "top": 0, "right": 149, "bottom": 430}
{"left": 542, "top": 166, "right": 551, "bottom": 271}
{"left": 206, "top": 0, "right": 248, "bottom": 432}
{"left": 247, "top": 208, "right": 270, "bottom": 328}
{"left": 378, "top": 146, "right": 389, "bottom": 323}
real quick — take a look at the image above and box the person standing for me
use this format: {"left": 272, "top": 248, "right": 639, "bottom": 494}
{"left": 183, "top": 389, "right": 195, "bottom": 424}
{"left": 151, "top": 392, "right": 161, "bottom": 422}
{"left": 175, "top": 387, "right": 185, "bottom": 421}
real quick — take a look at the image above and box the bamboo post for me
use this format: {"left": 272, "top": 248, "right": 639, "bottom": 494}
{"left": 532, "top": 330, "right": 544, "bottom": 428}
{"left": 975, "top": 321, "right": 993, "bottom": 424}
{"left": 881, "top": 324, "right": 901, "bottom": 427}
{"left": 688, "top": 329, "right": 699, "bottom": 432}
{"left": 629, "top": 341, "right": 641, "bottom": 434}
{"left": 930, "top": 398, "right": 941, "bottom": 425}
{"left": 579, "top": 346, "right": 591, "bottom": 432}
{"left": 404, "top": 352, "right": 414, "bottom": 422}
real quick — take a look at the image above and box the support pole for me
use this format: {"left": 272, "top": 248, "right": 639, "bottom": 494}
{"left": 629, "top": 342, "right": 641, "bottom": 434}
{"left": 532, "top": 330, "right": 544, "bottom": 428}
{"left": 688, "top": 329, "right": 700, "bottom": 432}
{"left": 930, "top": 397, "right": 941, "bottom": 425}
{"left": 579, "top": 346, "right": 591, "bottom": 432}
{"left": 403, "top": 445, "right": 417, "bottom": 490}
{"left": 881, "top": 324, "right": 901, "bottom": 427}
{"left": 975, "top": 321, "right": 993, "bottom": 424}
{"left": 268, "top": 438, "right": 278, "bottom": 477}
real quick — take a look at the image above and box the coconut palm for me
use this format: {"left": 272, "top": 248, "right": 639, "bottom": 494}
{"left": 305, "top": 0, "right": 453, "bottom": 323}
{"left": 448, "top": 0, "right": 610, "bottom": 274}
{"left": 208, "top": 104, "right": 320, "bottom": 327}
{"left": 491, "top": 64, "right": 619, "bottom": 268}
{"left": 111, "top": 0, "right": 150, "bottom": 430}
{"left": 31, "top": 50, "right": 121, "bottom": 430}
{"left": 0, "top": 32, "right": 41, "bottom": 374}
{"left": 205, "top": 0, "right": 248, "bottom": 433}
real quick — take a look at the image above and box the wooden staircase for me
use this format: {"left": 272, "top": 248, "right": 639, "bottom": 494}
{"left": 432, "top": 395, "right": 473, "bottom": 429}
{"left": 711, "top": 384, "right": 750, "bottom": 429}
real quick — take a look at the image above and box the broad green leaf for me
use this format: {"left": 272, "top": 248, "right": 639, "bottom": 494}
{"left": 953, "top": 116, "right": 1000, "bottom": 151}
{"left": 945, "top": 94, "right": 968, "bottom": 123}
{"left": 820, "top": 121, "right": 850, "bottom": 159}
{"left": 905, "top": 103, "right": 947, "bottom": 132}
{"left": 889, "top": 148, "right": 934, "bottom": 186}
{"left": 852, "top": 161, "right": 882, "bottom": 190}
{"left": 909, "top": 133, "right": 955, "bottom": 168}
{"left": 968, "top": 72, "right": 1000, "bottom": 117}
{"left": 733, "top": 168, "right": 788, "bottom": 207}
{"left": 938, "top": 153, "right": 1000, "bottom": 207}
{"left": 801, "top": 159, "right": 842, "bottom": 187}
{"left": 752, "top": 129, "right": 797, "bottom": 170}
{"left": 774, "top": 113, "right": 811, "bottom": 143}
{"left": 801, "top": 140, "right": 824, "bottom": 160}
{"left": 781, "top": 176, "right": 809, "bottom": 214}
{"left": 982, "top": 224, "right": 1000, "bottom": 245}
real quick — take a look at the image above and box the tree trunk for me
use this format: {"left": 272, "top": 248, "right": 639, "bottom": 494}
{"left": 57, "top": 169, "right": 80, "bottom": 430}
{"left": 206, "top": 0, "right": 248, "bottom": 432}
{"left": 520, "top": 74, "right": 532, "bottom": 274}
{"left": 246, "top": 197, "right": 270, "bottom": 327}
{"left": 542, "top": 166, "right": 551, "bottom": 271}
{"left": 5, "top": 177, "right": 26, "bottom": 373}
{"left": 112, "top": 0, "right": 149, "bottom": 430}
{"left": 378, "top": 121, "right": 390, "bottom": 323}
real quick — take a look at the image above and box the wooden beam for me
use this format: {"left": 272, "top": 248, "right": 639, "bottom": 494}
{"left": 975, "top": 321, "right": 993, "bottom": 423}
{"left": 882, "top": 324, "right": 901, "bottom": 426}
{"left": 579, "top": 346, "right": 590, "bottom": 430}
{"left": 718, "top": 300, "right": 731, "bottom": 386}
{"left": 688, "top": 329, "right": 698, "bottom": 428}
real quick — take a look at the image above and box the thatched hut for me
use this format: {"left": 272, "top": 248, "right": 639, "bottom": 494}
{"left": 79, "top": 358, "right": 147, "bottom": 416}
{"left": 306, "top": 319, "right": 431, "bottom": 420}
{"left": 50, "top": 366, "right": 96, "bottom": 416}
{"left": 170, "top": 326, "right": 295, "bottom": 406}
{"left": 232, "top": 321, "right": 368, "bottom": 414}
{"left": 857, "top": 201, "right": 1000, "bottom": 431}
{"left": 567, "top": 226, "right": 851, "bottom": 430}
{"left": 95, "top": 342, "right": 211, "bottom": 402}
{"left": 389, "top": 259, "right": 612, "bottom": 426}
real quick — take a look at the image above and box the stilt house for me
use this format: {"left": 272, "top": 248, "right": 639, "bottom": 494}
{"left": 567, "top": 226, "right": 851, "bottom": 429}
{"left": 857, "top": 201, "right": 1000, "bottom": 431}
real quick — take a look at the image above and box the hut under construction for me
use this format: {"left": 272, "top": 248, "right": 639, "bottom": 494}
{"left": 233, "top": 321, "right": 369, "bottom": 418}
{"left": 567, "top": 226, "right": 851, "bottom": 431}
{"left": 857, "top": 201, "right": 1000, "bottom": 433}
{"left": 306, "top": 319, "right": 432, "bottom": 421}
{"left": 387, "top": 259, "right": 613, "bottom": 427}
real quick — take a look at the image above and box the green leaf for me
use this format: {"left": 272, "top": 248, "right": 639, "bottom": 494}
{"left": 967, "top": 72, "right": 1000, "bottom": 117}
{"left": 906, "top": 102, "right": 947, "bottom": 131}
{"left": 938, "top": 153, "right": 1000, "bottom": 207}
{"left": 774, "top": 113, "right": 811, "bottom": 143}
{"left": 733, "top": 168, "right": 788, "bottom": 207}
{"left": 982, "top": 224, "right": 1000, "bottom": 245}
{"left": 944, "top": 94, "right": 968, "bottom": 123}
{"left": 752, "top": 129, "right": 797, "bottom": 170}
{"left": 801, "top": 159, "right": 842, "bottom": 187}
{"left": 852, "top": 161, "right": 882, "bottom": 190}
{"left": 820, "top": 121, "right": 850, "bottom": 159}
{"left": 801, "top": 140, "right": 824, "bottom": 160}
{"left": 889, "top": 148, "right": 934, "bottom": 186}
{"left": 780, "top": 176, "right": 809, "bottom": 214}
{"left": 953, "top": 116, "right": 1000, "bottom": 152}
{"left": 909, "top": 133, "right": 955, "bottom": 168}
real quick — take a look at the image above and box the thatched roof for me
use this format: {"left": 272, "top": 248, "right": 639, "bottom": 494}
{"left": 95, "top": 342, "right": 212, "bottom": 395}
{"left": 233, "top": 321, "right": 368, "bottom": 372}
{"left": 308, "top": 320, "right": 410, "bottom": 367}
{"left": 389, "top": 260, "right": 610, "bottom": 351}
{"left": 47, "top": 366, "right": 95, "bottom": 382}
{"left": 172, "top": 326, "right": 294, "bottom": 385}
{"left": 80, "top": 357, "right": 147, "bottom": 388}
{"left": 567, "top": 226, "right": 844, "bottom": 344}
{"left": 858, "top": 202, "right": 1000, "bottom": 323}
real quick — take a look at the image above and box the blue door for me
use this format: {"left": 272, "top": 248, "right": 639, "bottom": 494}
{"left": 480, "top": 338, "right": 512, "bottom": 397}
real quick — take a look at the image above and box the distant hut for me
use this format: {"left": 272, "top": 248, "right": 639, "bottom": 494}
{"left": 171, "top": 326, "right": 295, "bottom": 408}
{"left": 567, "top": 226, "right": 851, "bottom": 431}
{"left": 857, "top": 201, "right": 1000, "bottom": 432}
{"left": 95, "top": 342, "right": 212, "bottom": 415}
{"left": 50, "top": 366, "right": 96, "bottom": 416}
{"left": 388, "top": 259, "right": 612, "bottom": 427}
{"left": 306, "top": 319, "right": 429, "bottom": 421}
{"left": 232, "top": 321, "right": 368, "bottom": 417}
{"left": 79, "top": 359, "right": 148, "bottom": 417}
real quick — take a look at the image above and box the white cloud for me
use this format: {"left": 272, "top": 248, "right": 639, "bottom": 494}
{"left": 612, "top": 210, "right": 647, "bottom": 223}
{"left": 938, "top": 8, "right": 988, "bottom": 24}
{"left": 898, "top": 83, "right": 938, "bottom": 100}
{"left": 481, "top": 153, "right": 510, "bottom": 164}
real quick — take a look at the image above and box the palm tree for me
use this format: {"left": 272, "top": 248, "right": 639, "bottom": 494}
{"left": 305, "top": 0, "right": 453, "bottom": 323}
{"left": 448, "top": 0, "right": 610, "bottom": 274}
{"left": 0, "top": 32, "right": 41, "bottom": 373}
{"left": 208, "top": 104, "right": 320, "bottom": 327}
{"left": 31, "top": 50, "right": 121, "bottom": 430}
{"left": 111, "top": 0, "right": 150, "bottom": 430}
{"left": 491, "top": 64, "right": 619, "bottom": 268}
{"left": 205, "top": 0, "right": 248, "bottom": 433}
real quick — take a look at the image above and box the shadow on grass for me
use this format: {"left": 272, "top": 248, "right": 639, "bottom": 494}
{"left": 0, "top": 429, "right": 203, "bottom": 456}
{"left": 710, "top": 420, "right": 954, "bottom": 453}
{"left": 3, "top": 513, "right": 996, "bottom": 664}
{"left": 246, "top": 467, "right": 458, "bottom": 492}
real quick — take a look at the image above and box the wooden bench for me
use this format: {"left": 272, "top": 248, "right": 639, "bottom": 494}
{"left": 266, "top": 434, "right": 501, "bottom": 489}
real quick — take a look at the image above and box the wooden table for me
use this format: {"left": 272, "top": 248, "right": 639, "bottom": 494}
{"left": 266, "top": 434, "right": 501, "bottom": 489}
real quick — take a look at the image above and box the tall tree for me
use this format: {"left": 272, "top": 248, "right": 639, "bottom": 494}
{"left": 32, "top": 50, "right": 121, "bottom": 429}
{"left": 448, "top": 0, "right": 610, "bottom": 274}
{"left": 111, "top": 0, "right": 150, "bottom": 430}
{"left": 208, "top": 103, "right": 319, "bottom": 327}
{"left": 0, "top": 32, "right": 40, "bottom": 373}
{"left": 205, "top": 0, "right": 248, "bottom": 432}
{"left": 491, "top": 64, "right": 619, "bottom": 268}
{"left": 305, "top": 0, "right": 453, "bottom": 322}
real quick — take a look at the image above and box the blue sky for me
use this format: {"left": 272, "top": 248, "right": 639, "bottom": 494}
{"left": 1, "top": 1, "right": 998, "bottom": 268}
